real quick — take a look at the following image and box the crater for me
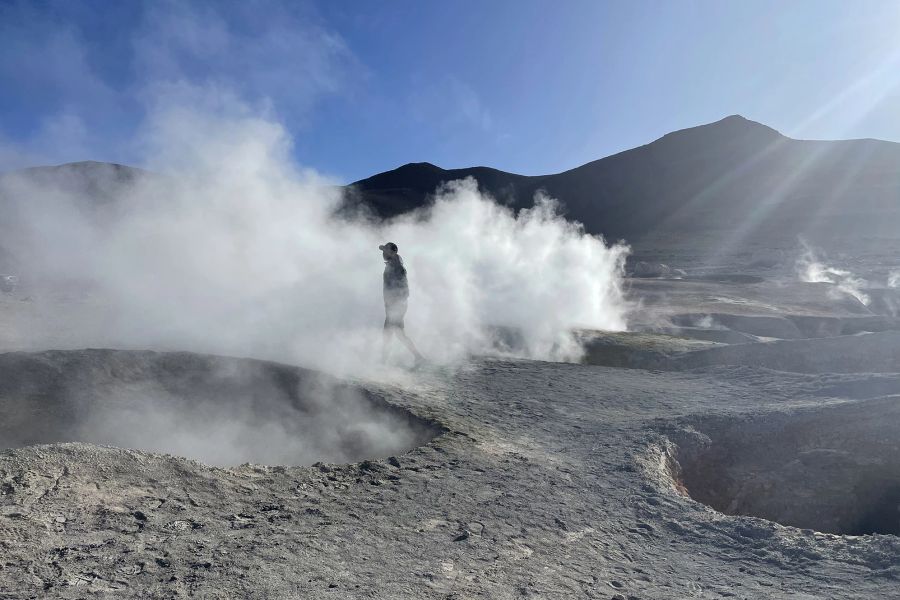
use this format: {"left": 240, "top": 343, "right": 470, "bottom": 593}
{"left": 0, "top": 349, "right": 441, "bottom": 467}
{"left": 664, "top": 397, "right": 900, "bottom": 536}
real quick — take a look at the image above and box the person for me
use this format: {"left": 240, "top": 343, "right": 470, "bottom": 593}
{"left": 379, "top": 242, "right": 425, "bottom": 364}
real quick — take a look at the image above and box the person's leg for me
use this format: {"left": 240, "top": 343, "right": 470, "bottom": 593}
{"left": 392, "top": 299, "right": 423, "bottom": 362}
{"left": 381, "top": 315, "right": 394, "bottom": 363}
{"left": 396, "top": 329, "right": 424, "bottom": 362}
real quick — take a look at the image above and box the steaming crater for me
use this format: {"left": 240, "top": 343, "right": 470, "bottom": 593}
{"left": 665, "top": 397, "right": 900, "bottom": 536}
{"left": 0, "top": 349, "right": 440, "bottom": 467}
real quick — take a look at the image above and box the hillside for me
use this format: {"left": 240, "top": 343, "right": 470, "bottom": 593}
{"left": 347, "top": 115, "right": 900, "bottom": 244}
{"left": 5, "top": 116, "right": 900, "bottom": 263}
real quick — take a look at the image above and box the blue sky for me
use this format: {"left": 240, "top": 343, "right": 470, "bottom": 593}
{"left": 1, "top": 0, "right": 900, "bottom": 182}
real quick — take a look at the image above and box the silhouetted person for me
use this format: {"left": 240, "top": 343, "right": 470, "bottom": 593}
{"left": 379, "top": 242, "right": 424, "bottom": 365}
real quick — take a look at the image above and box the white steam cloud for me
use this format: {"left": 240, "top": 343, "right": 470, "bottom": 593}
{"left": 796, "top": 242, "right": 870, "bottom": 306}
{"left": 0, "top": 3, "right": 630, "bottom": 467}
{"left": 0, "top": 350, "right": 439, "bottom": 467}
{"left": 0, "top": 103, "right": 629, "bottom": 373}
{"left": 75, "top": 368, "right": 433, "bottom": 467}
{"left": 888, "top": 270, "right": 900, "bottom": 289}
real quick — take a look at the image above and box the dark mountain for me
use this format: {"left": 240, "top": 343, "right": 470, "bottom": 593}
{"left": 0, "top": 161, "right": 152, "bottom": 272}
{"left": 5, "top": 116, "right": 900, "bottom": 260}
{"left": 345, "top": 162, "right": 538, "bottom": 218}
{"left": 1, "top": 161, "right": 150, "bottom": 207}
{"left": 347, "top": 115, "right": 900, "bottom": 244}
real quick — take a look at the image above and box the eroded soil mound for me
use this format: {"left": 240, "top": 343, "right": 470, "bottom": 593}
{"left": 583, "top": 330, "right": 900, "bottom": 374}
{"left": 673, "top": 330, "right": 900, "bottom": 373}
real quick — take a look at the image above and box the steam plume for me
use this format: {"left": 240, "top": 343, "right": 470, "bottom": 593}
{"left": 1, "top": 103, "right": 630, "bottom": 372}
{"left": 888, "top": 270, "right": 900, "bottom": 289}
{"left": 796, "top": 241, "right": 870, "bottom": 306}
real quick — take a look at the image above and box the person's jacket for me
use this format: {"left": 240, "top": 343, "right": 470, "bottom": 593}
{"left": 383, "top": 255, "right": 409, "bottom": 302}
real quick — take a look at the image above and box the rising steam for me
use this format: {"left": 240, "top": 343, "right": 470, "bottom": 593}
{"left": 0, "top": 103, "right": 630, "bottom": 373}
{"left": 889, "top": 270, "right": 900, "bottom": 289}
{"left": 796, "top": 241, "right": 870, "bottom": 306}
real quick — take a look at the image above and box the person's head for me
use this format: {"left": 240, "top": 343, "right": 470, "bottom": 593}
{"left": 379, "top": 242, "right": 398, "bottom": 260}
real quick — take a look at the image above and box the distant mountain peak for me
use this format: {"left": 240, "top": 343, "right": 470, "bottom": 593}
{"left": 676, "top": 114, "right": 782, "bottom": 137}
{"left": 717, "top": 114, "right": 781, "bottom": 133}
{"left": 647, "top": 114, "right": 784, "bottom": 154}
{"left": 24, "top": 160, "right": 140, "bottom": 171}
{"left": 12, "top": 160, "right": 149, "bottom": 181}
{"left": 720, "top": 114, "right": 752, "bottom": 123}
{"left": 398, "top": 161, "right": 442, "bottom": 171}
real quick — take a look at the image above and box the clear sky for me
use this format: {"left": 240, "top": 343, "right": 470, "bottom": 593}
{"left": 1, "top": 0, "right": 899, "bottom": 182}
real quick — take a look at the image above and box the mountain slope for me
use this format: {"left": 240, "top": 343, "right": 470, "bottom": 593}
{"left": 0, "top": 161, "right": 152, "bottom": 271}
{"left": 5, "top": 116, "right": 900, "bottom": 257}
{"left": 3, "top": 160, "right": 148, "bottom": 197}
{"left": 348, "top": 115, "right": 900, "bottom": 243}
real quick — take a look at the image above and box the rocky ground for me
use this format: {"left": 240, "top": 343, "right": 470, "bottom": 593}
{"left": 1, "top": 271, "right": 899, "bottom": 599}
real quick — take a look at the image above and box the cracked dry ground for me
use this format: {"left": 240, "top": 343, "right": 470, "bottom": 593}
{"left": 1, "top": 358, "right": 899, "bottom": 599}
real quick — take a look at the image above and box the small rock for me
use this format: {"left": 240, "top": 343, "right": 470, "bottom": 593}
{"left": 387, "top": 456, "right": 401, "bottom": 468}
{"left": 453, "top": 530, "right": 471, "bottom": 542}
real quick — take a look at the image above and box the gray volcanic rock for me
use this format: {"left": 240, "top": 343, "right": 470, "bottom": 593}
{"left": 1, "top": 353, "right": 899, "bottom": 598}
{"left": 583, "top": 329, "right": 900, "bottom": 374}
{"left": 672, "top": 331, "right": 900, "bottom": 374}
